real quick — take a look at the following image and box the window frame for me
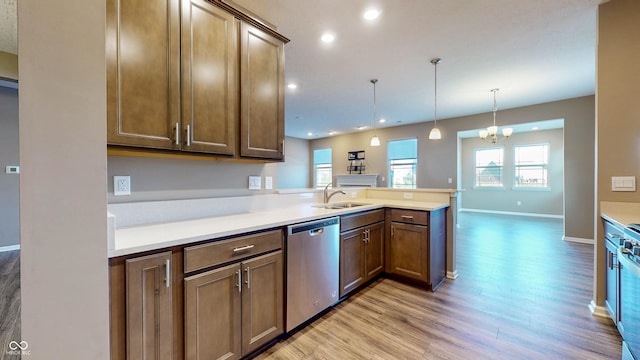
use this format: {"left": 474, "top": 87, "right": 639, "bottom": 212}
{"left": 473, "top": 146, "right": 505, "bottom": 189}
{"left": 313, "top": 148, "right": 332, "bottom": 189}
{"left": 387, "top": 138, "right": 418, "bottom": 189}
{"left": 513, "top": 143, "right": 550, "bottom": 191}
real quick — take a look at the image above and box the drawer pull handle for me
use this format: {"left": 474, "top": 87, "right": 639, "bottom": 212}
{"left": 233, "top": 244, "right": 255, "bottom": 252}
{"left": 174, "top": 123, "right": 179, "bottom": 145}
{"left": 245, "top": 267, "right": 251, "bottom": 289}
{"left": 401, "top": 215, "right": 414, "bottom": 220}
{"left": 236, "top": 269, "right": 242, "bottom": 293}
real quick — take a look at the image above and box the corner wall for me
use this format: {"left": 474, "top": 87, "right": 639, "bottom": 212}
{"left": 19, "top": 0, "right": 109, "bottom": 358}
{"left": 595, "top": 0, "right": 640, "bottom": 310}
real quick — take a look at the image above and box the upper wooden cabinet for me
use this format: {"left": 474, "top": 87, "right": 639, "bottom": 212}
{"left": 239, "top": 22, "right": 285, "bottom": 160}
{"left": 106, "top": 0, "right": 181, "bottom": 150}
{"left": 107, "top": 0, "right": 288, "bottom": 160}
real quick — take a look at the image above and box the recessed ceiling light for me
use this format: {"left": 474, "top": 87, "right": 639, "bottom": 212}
{"left": 307, "top": 132, "right": 313, "bottom": 137}
{"left": 321, "top": 33, "right": 335, "bottom": 43}
{"left": 356, "top": 125, "right": 366, "bottom": 130}
{"left": 363, "top": 9, "right": 381, "bottom": 20}
{"left": 532, "top": 126, "right": 539, "bottom": 131}
{"left": 288, "top": 83, "right": 297, "bottom": 89}
{"left": 329, "top": 131, "right": 337, "bottom": 136}
{"left": 379, "top": 118, "right": 386, "bottom": 123}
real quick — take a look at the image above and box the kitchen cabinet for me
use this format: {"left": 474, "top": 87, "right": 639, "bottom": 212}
{"left": 107, "top": 0, "right": 288, "bottom": 159}
{"left": 339, "top": 209, "right": 385, "bottom": 297}
{"left": 184, "top": 230, "right": 284, "bottom": 359}
{"left": 604, "top": 218, "right": 624, "bottom": 324}
{"left": 386, "top": 208, "right": 446, "bottom": 291}
{"left": 109, "top": 250, "right": 183, "bottom": 360}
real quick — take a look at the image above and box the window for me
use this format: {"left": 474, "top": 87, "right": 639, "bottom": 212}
{"left": 475, "top": 147, "right": 504, "bottom": 187}
{"left": 313, "top": 148, "right": 332, "bottom": 189}
{"left": 387, "top": 138, "right": 417, "bottom": 189}
{"left": 514, "top": 143, "right": 549, "bottom": 188}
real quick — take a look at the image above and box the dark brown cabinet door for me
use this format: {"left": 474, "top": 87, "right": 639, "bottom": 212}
{"left": 389, "top": 222, "right": 429, "bottom": 282}
{"left": 181, "top": 0, "right": 238, "bottom": 155}
{"left": 126, "top": 252, "right": 173, "bottom": 360}
{"left": 107, "top": 0, "right": 181, "bottom": 149}
{"left": 239, "top": 21, "right": 285, "bottom": 160}
{"left": 184, "top": 263, "right": 242, "bottom": 360}
{"left": 365, "top": 222, "right": 385, "bottom": 279}
{"left": 339, "top": 228, "right": 366, "bottom": 297}
{"left": 241, "top": 251, "right": 284, "bottom": 355}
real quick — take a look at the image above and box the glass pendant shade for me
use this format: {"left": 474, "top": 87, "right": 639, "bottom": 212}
{"left": 428, "top": 128, "right": 441, "bottom": 140}
{"left": 370, "top": 135, "right": 381, "bottom": 146}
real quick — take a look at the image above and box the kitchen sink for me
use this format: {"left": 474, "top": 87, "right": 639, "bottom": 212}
{"left": 313, "top": 202, "right": 370, "bottom": 210}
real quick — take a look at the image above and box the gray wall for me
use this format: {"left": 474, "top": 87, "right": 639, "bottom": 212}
{"left": 0, "top": 87, "right": 19, "bottom": 248}
{"left": 19, "top": 0, "right": 110, "bottom": 356}
{"left": 311, "top": 96, "right": 595, "bottom": 240}
{"left": 461, "top": 128, "right": 564, "bottom": 216}
{"left": 276, "top": 136, "right": 310, "bottom": 189}
{"left": 107, "top": 136, "right": 310, "bottom": 202}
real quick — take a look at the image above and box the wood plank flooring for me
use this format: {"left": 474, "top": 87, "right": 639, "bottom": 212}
{"left": 255, "top": 213, "right": 622, "bottom": 360}
{"left": 0, "top": 250, "right": 20, "bottom": 360}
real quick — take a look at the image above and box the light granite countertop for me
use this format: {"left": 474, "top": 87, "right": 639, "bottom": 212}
{"left": 600, "top": 201, "right": 640, "bottom": 229}
{"left": 109, "top": 198, "right": 449, "bottom": 258}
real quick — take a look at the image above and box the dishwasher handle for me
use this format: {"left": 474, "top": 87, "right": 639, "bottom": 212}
{"left": 310, "top": 228, "right": 324, "bottom": 236}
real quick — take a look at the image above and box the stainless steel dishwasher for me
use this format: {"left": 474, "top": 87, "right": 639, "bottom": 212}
{"left": 286, "top": 216, "right": 340, "bottom": 332}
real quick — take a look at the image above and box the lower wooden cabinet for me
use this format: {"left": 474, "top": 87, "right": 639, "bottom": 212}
{"left": 387, "top": 208, "right": 446, "bottom": 291}
{"left": 110, "top": 251, "right": 181, "bottom": 360}
{"left": 339, "top": 210, "right": 385, "bottom": 298}
{"left": 184, "top": 250, "right": 283, "bottom": 360}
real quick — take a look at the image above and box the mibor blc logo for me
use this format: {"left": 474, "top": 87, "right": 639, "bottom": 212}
{"left": 6, "top": 340, "right": 30, "bottom": 356}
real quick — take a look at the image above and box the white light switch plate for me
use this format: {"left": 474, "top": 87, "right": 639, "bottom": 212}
{"left": 5, "top": 165, "right": 19, "bottom": 174}
{"left": 249, "top": 175, "right": 261, "bottom": 190}
{"left": 611, "top": 176, "right": 636, "bottom": 192}
{"left": 265, "top": 176, "right": 273, "bottom": 190}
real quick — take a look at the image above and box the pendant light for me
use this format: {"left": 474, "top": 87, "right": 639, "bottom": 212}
{"left": 370, "top": 79, "right": 381, "bottom": 147}
{"left": 429, "top": 58, "right": 442, "bottom": 140}
{"left": 479, "top": 88, "right": 513, "bottom": 144}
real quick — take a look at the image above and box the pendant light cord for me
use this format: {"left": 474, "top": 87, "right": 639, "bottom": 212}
{"left": 433, "top": 61, "right": 437, "bottom": 126}
{"left": 492, "top": 88, "right": 498, "bottom": 127}
{"left": 371, "top": 79, "right": 378, "bottom": 135}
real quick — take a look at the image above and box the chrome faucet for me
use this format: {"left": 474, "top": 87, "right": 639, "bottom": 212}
{"left": 324, "top": 183, "right": 346, "bottom": 203}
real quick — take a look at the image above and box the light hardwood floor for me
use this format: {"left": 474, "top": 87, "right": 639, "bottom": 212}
{"left": 0, "top": 250, "right": 20, "bottom": 360}
{"left": 255, "top": 213, "right": 622, "bottom": 360}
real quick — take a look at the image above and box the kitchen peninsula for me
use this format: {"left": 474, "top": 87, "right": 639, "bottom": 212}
{"left": 108, "top": 187, "right": 458, "bottom": 359}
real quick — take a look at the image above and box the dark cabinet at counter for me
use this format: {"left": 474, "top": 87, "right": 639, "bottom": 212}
{"left": 386, "top": 207, "right": 446, "bottom": 291}
{"left": 339, "top": 209, "right": 385, "bottom": 297}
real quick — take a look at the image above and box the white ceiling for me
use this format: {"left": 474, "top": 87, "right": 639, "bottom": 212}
{"left": 235, "top": 0, "right": 599, "bottom": 139}
{"left": 0, "top": 1, "right": 599, "bottom": 139}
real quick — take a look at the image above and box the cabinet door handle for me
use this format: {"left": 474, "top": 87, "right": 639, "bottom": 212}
{"left": 165, "top": 259, "right": 171, "bottom": 288}
{"left": 236, "top": 269, "right": 242, "bottom": 293}
{"left": 233, "top": 244, "right": 255, "bottom": 252}
{"left": 186, "top": 124, "right": 191, "bottom": 146}
{"left": 391, "top": 226, "right": 394, "bottom": 237}
{"left": 245, "top": 267, "right": 251, "bottom": 289}
{"left": 609, "top": 251, "right": 617, "bottom": 270}
{"left": 174, "top": 123, "right": 179, "bottom": 145}
{"left": 401, "top": 215, "right": 414, "bottom": 220}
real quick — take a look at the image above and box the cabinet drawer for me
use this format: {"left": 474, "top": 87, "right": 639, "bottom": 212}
{"left": 184, "top": 229, "right": 283, "bottom": 273}
{"left": 340, "top": 209, "right": 384, "bottom": 232}
{"left": 390, "top": 208, "right": 428, "bottom": 225}
{"left": 603, "top": 219, "right": 625, "bottom": 244}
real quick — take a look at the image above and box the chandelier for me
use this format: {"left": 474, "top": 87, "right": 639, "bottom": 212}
{"left": 479, "top": 88, "right": 513, "bottom": 144}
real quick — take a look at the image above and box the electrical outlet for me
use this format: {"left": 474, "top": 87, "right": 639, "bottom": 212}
{"left": 517, "top": 201, "right": 522, "bottom": 206}
{"left": 448, "top": 178, "right": 452, "bottom": 184}
{"left": 403, "top": 192, "right": 413, "bottom": 199}
{"left": 351, "top": 191, "right": 357, "bottom": 198}
{"left": 114, "top": 176, "right": 131, "bottom": 196}
{"left": 248, "top": 175, "right": 261, "bottom": 190}
{"left": 265, "top": 176, "right": 273, "bottom": 190}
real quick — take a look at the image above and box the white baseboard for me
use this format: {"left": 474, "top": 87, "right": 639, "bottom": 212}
{"left": 460, "top": 208, "right": 563, "bottom": 219}
{"left": 446, "top": 270, "right": 459, "bottom": 280}
{"left": 0, "top": 244, "right": 20, "bottom": 252}
{"left": 563, "top": 236, "right": 594, "bottom": 245}
{"left": 589, "top": 300, "right": 611, "bottom": 319}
